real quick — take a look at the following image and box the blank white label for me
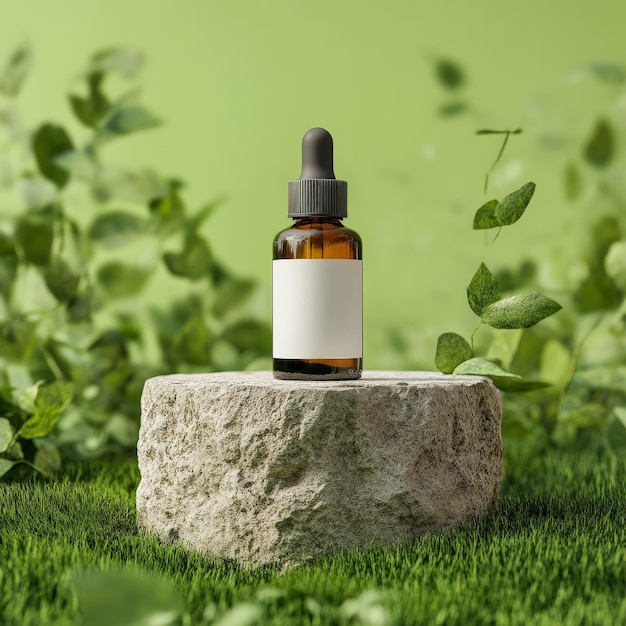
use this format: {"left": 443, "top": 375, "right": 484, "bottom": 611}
{"left": 273, "top": 259, "right": 362, "bottom": 359}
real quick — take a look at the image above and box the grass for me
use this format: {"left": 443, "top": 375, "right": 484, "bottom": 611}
{"left": 1, "top": 436, "right": 625, "bottom": 626}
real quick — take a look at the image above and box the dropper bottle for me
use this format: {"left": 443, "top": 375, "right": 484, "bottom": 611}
{"left": 272, "top": 127, "right": 362, "bottom": 380}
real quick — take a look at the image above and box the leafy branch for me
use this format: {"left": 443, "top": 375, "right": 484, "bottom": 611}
{"left": 435, "top": 259, "right": 561, "bottom": 390}
{"left": 435, "top": 130, "right": 562, "bottom": 390}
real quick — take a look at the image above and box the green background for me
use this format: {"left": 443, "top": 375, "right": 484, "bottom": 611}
{"left": 2, "top": 0, "right": 625, "bottom": 367}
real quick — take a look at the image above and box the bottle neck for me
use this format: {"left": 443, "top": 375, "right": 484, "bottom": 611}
{"left": 292, "top": 216, "right": 344, "bottom": 228}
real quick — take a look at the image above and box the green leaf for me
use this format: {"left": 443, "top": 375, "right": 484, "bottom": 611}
{"left": 493, "top": 259, "right": 536, "bottom": 292}
{"left": 89, "top": 330, "right": 129, "bottom": 364}
{"left": 18, "top": 175, "right": 57, "bottom": 210}
{"left": 54, "top": 150, "right": 98, "bottom": 180}
{"left": 605, "top": 240, "right": 626, "bottom": 289}
{"left": 67, "top": 288, "right": 94, "bottom": 323}
{"left": 90, "top": 47, "right": 144, "bottom": 77}
{"left": 435, "top": 59, "right": 464, "bottom": 90}
{"left": 32, "top": 123, "right": 74, "bottom": 188}
{"left": 467, "top": 263, "right": 501, "bottom": 317}
{"left": 18, "top": 408, "right": 59, "bottom": 439}
{"left": 214, "top": 603, "right": 264, "bottom": 626}
{"left": 482, "top": 292, "right": 562, "bottom": 329}
{"left": 435, "top": 332, "right": 473, "bottom": 374}
{"left": 584, "top": 118, "right": 614, "bottom": 168}
{"left": 69, "top": 95, "right": 101, "bottom": 128}
{"left": 97, "top": 262, "right": 152, "bottom": 298}
{"left": 573, "top": 270, "right": 621, "bottom": 313}
{"left": 0, "top": 417, "right": 14, "bottom": 453}
{"left": 149, "top": 185, "right": 186, "bottom": 232}
{"left": 473, "top": 199, "right": 499, "bottom": 230}
{"left": 209, "top": 260, "right": 231, "bottom": 287}
{"left": 573, "top": 216, "right": 622, "bottom": 311}
{"left": 540, "top": 339, "right": 572, "bottom": 388}
{"left": 472, "top": 183, "right": 535, "bottom": 231}
{"left": 91, "top": 168, "right": 167, "bottom": 204}
{"left": 33, "top": 445, "right": 61, "bottom": 477}
{"left": 6, "top": 440, "right": 23, "bottom": 460}
{"left": 69, "top": 72, "right": 110, "bottom": 128}
{"left": 0, "top": 231, "right": 17, "bottom": 257}
{"left": 153, "top": 295, "right": 204, "bottom": 341}
{"left": 19, "top": 381, "right": 73, "bottom": 440}
{"left": 104, "top": 106, "right": 160, "bottom": 135}
{"left": 0, "top": 45, "right": 32, "bottom": 97}
{"left": 185, "top": 197, "right": 224, "bottom": 235}
{"left": 115, "top": 313, "right": 142, "bottom": 342}
{"left": 0, "top": 320, "right": 38, "bottom": 361}
{"left": 212, "top": 277, "right": 256, "bottom": 317}
{"left": 475, "top": 129, "right": 522, "bottom": 135}
{"left": 43, "top": 259, "right": 81, "bottom": 303}
{"left": 73, "top": 569, "right": 182, "bottom": 626}
{"left": 36, "top": 381, "right": 72, "bottom": 410}
{"left": 15, "top": 213, "right": 54, "bottom": 266}
{"left": 221, "top": 319, "right": 272, "bottom": 355}
{"left": 163, "top": 235, "right": 212, "bottom": 281}
{"left": 18, "top": 381, "right": 42, "bottom": 414}
{"left": 453, "top": 357, "right": 520, "bottom": 379}
{"left": 494, "top": 182, "right": 535, "bottom": 227}
{"left": 172, "top": 317, "right": 212, "bottom": 365}
{"left": 0, "top": 231, "right": 18, "bottom": 299}
{"left": 589, "top": 63, "right": 625, "bottom": 83}
{"left": 612, "top": 407, "right": 626, "bottom": 430}
{"left": 452, "top": 357, "right": 549, "bottom": 391}
{"left": 0, "top": 458, "right": 15, "bottom": 478}
{"left": 89, "top": 211, "right": 146, "bottom": 247}
{"left": 438, "top": 100, "right": 468, "bottom": 117}
{"left": 564, "top": 162, "right": 582, "bottom": 201}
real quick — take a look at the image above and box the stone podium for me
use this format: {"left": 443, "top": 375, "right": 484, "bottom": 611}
{"left": 136, "top": 371, "right": 502, "bottom": 569}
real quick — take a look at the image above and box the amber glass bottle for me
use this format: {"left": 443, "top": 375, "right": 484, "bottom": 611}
{"left": 272, "top": 128, "right": 362, "bottom": 380}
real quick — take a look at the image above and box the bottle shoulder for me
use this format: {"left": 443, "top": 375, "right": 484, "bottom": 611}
{"left": 273, "top": 219, "right": 362, "bottom": 260}
{"left": 273, "top": 221, "right": 361, "bottom": 243}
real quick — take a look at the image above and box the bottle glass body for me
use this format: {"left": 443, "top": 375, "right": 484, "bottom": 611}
{"left": 273, "top": 217, "right": 362, "bottom": 380}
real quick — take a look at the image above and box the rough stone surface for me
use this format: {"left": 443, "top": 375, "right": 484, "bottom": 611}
{"left": 137, "top": 371, "right": 502, "bottom": 569}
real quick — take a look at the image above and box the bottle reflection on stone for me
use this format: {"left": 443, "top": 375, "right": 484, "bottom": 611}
{"left": 272, "top": 128, "right": 363, "bottom": 380}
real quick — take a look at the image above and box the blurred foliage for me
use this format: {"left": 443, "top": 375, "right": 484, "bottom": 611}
{"left": 499, "top": 94, "right": 626, "bottom": 449}
{"left": 0, "top": 46, "right": 271, "bottom": 479}
{"left": 433, "top": 57, "right": 468, "bottom": 119}
{"left": 69, "top": 567, "right": 390, "bottom": 626}
{"left": 431, "top": 56, "right": 626, "bottom": 450}
{"left": 73, "top": 568, "right": 183, "bottom": 626}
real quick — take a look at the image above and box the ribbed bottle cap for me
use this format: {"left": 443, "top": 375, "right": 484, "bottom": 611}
{"left": 288, "top": 128, "right": 348, "bottom": 218}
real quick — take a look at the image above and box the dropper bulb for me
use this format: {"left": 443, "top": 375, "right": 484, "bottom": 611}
{"left": 300, "top": 127, "right": 336, "bottom": 180}
{"left": 287, "top": 127, "right": 347, "bottom": 218}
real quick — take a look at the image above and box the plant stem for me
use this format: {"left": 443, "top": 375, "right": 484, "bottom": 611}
{"left": 470, "top": 322, "right": 482, "bottom": 353}
{"left": 40, "top": 345, "right": 64, "bottom": 381}
{"left": 477, "top": 129, "right": 522, "bottom": 194}
{"left": 491, "top": 226, "right": 503, "bottom": 244}
{"left": 484, "top": 132, "right": 510, "bottom": 194}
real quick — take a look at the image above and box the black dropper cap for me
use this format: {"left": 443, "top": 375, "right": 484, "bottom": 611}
{"left": 288, "top": 127, "right": 348, "bottom": 218}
